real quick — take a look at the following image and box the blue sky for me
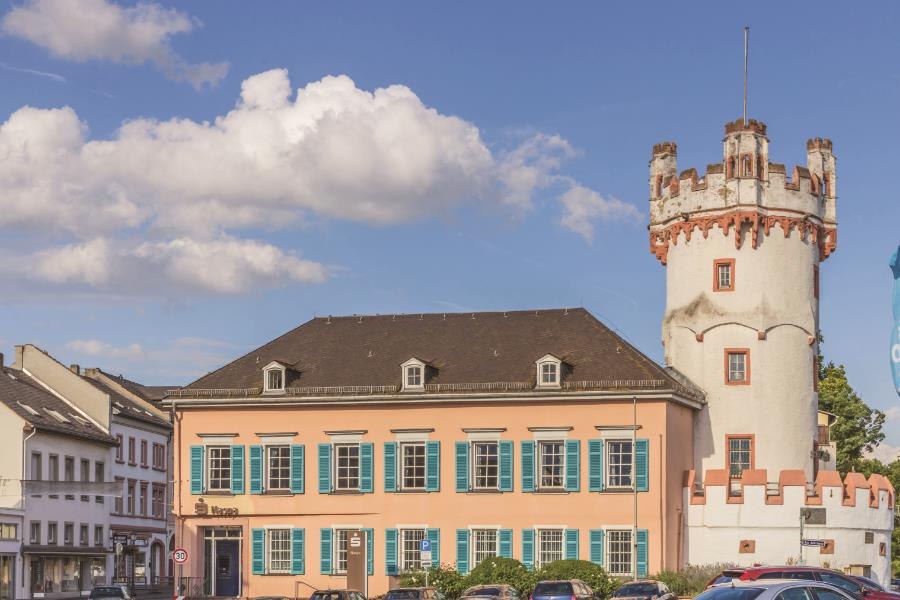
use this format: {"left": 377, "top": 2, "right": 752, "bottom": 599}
{"left": 0, "top": 1, "right": 897, "bottom": 456}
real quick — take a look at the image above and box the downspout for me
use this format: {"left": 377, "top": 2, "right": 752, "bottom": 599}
{"left": 22, "top": 427, "right": 36, "bottom": 592}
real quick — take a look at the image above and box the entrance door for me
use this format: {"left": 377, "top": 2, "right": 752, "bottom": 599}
{"left": 0, "top": 555, "right": 14, "bottom": 600}
{"left": 214, "top": 541, "right": 239, "bottom": 597}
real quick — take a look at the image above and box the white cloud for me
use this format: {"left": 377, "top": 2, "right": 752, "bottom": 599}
{"left": 1, "top": 0, "right": 228, "bottom": 89}
{"left": 67, "top": 339, "right": 145, "bottom": 360}
{"left": 865, "top": 442, "right": 900, "bottom": 464}
{"left": 884, "top": 406, "right": 900, "bottom": 422}
{"left": 0, "top": 69, "right": 631, "bottom": 296}
{"left": 559, "top": 185, "right": 641, "bottom": 242}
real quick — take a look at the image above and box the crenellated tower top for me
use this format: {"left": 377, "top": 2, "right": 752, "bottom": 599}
{"left": 648, "top": 118, "right": 837, "bottom": 265}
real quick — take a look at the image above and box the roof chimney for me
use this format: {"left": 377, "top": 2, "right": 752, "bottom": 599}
{"left": 69, "top": 364, "right": 80, "bottom": 375}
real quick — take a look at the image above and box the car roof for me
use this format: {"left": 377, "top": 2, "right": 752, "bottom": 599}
{"left": 716, "top": 580, "right": 849, "bottom": 593}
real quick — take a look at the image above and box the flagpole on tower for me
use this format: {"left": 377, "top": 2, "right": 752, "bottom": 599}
{"left": 743, "top": 26, "right": 750, "bottom": 123}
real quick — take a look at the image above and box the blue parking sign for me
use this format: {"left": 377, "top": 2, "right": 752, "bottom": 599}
{"left": 420, "top": 539, "right": 431, "bottom": 552}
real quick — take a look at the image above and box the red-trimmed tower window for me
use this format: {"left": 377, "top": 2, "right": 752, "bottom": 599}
{"left": 724, "top": 348, "right": 750, "bottom": 385}
{"left": 726, "top": 435, "right": 755, "bottom": 478}
{"left": 713, "top": 259, "right": 736, "bottom": 292}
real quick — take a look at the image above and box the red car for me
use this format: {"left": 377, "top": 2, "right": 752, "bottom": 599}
{"left": 707, "top": 567, "right": 900, "bottom": 600}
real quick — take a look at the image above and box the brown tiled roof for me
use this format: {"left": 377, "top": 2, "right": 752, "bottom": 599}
{"left": 98, "top": 370, "right": 173, "bottom": 403}
{"left": 83, "top": 377, "right": 170, "bottom": 429}
{"left": 179, "top": 308, "right": 703, "bottom": 401}
{"left": 0, "top": 368, "right": 117, "bottom": 445}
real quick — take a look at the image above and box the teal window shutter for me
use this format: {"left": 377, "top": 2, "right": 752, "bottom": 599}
{"left": 384, "top": 442, "right": 397, "bottom": 492}
{"left": 291, "top": 528, "right": 305, "bottom": 575}
{"left": 360, "top": 443, "right": 374, "bottom": 493}
{"left": 249, "top": 445, "right": 263, "bottom": 494}
{"left": 425, "top": 441, "right": 440, "bottom": 492}
{"left": 320, "top": 528, "right": 332, "bottom": 574}
{"left": 520, "top": 441, "right": 535, "bottom": 493}
{"left": 364, "top": 529, "right": 374, "bottom": 575}
{"left": 456, "top": 529, "right": 470, "bottom": 575}
{"left": 426, "top": 528, "right": 440, "bottom": 568}
{"left": 636, "top": 439, "right": 649, "bottom": 492}
{"left": 385, "top": 528, "right": 398, "bottom": 575}
{"left": 498, "top": 440, "right": 513, "bottom": 492}
{"left": 636, "top": 529, "right": 649, "bottom": 577}
{"left": 230, "top": 445, "right": 244, "bottom": 494}
{"left": 565, "top": 440, "right": 580, "bottom": 492}
{"left": 318, "top": 444, "right": 331, "bottom": 494}
{"left": 251, "top": 528, "right": 265, "bottom": 575}
{"left": 521, "top": 529, "right": 535, "bottom": 570}
{"left": 189, "top": 446, "right": 204, "bottom": 494}
{"left": 498, "top": 529, "right": 512, "bottom": 558}
{"left": 565, "top": 528, "right": 579, "bottom": 560}
{"left": 290, "top": 444, "right": 305, "bottom": 494}
{"left": 589, "top": 529, "right": 604, "bottom": 566}
{"left": 455, "top": 442, "right": 469, "bottom": 492}
{"left": 588, "top": 440, "right": 605, "bottom": 492}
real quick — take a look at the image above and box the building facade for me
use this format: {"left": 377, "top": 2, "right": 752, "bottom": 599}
{"left": 165, "top": 310, "right": 703, "bottom": 597}
{"left": 648, "top": 119, "right": 894, "bottom": 581}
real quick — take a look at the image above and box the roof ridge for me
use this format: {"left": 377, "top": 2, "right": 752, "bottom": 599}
{"left": 314, "top": 307, "right": 586, "bottom": 320}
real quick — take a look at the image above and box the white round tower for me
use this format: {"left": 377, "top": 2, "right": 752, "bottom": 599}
{"left": 649, "top": 119, "right": 838, "bottom": 480}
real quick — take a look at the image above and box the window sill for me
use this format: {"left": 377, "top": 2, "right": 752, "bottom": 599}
{"left": 394, "top": 488, "right": 429, "bottom": 494}
{"left": 597, "top": 488, "right": 636, "bottom": 494}
{"left": 262, "top": 491, "right": 294, "bottom": 496}
{"left": 203, "top": 491, "right": 235, "bottom": 496}
{"left": 465, "top": 489, "right": 503, "bottom": 494}
{"left": 534, "top": 489, "right": 570, "bottom": 494}
{"left": 326, "top": 490, "right": 364, "bottom": 496}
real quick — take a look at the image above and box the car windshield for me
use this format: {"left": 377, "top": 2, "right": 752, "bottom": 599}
{"left": 695, "top": 588, "right": 765, "bottom": 600}
{"left": 92, "top": 588, "right": 124, "bottom": 596}
{"left": 615, "top": 584, "right": 658, "bottom": 597}
{"left": 466, "top": 589, "right": 504, "bottom": 597}
{"left": 855, "top": 579, "right": 883, "bottom": 592}
{"left": 711, "top": 576, "right": 737, "bottom": 586}
{"left": 386, "top": 591, "right": 421, "bottom": 600}
{"left": 534, "top": 583, "right": 574, "bottom": 596}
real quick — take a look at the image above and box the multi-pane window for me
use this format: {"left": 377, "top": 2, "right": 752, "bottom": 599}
{"left": 715, "top": 261, "right": 734, "bottom": 291}
{"left": 333, "top": 529, "right": 352, "bottom": 574}
{"left": 538, "top": 441, "right": 565, "bottom": 489}
{"left": 152, "top": 486, "right": 165, "bottom": 519}
{"left": 126, "top": 481, "right": 135, "bottom": 514}
{"left": 114, "top": 477, "right": 124, "bottom": 514}
{"left": 0, "top": 524, "right": 17, "bottom": 541}
{"left": 140, "top": 440, "right": 148, "bottom": 467}
{"left": 472, "top": 442, "right": 499, "bottom": 489}
{"left": 472, "top": 529, "right": 498, "bottom": 568}
{"left": 115, "top": 435, "right": 124, "bottom": 462}
{"left": 64, "top": 457, "right": 75, "bottom": 500}
{"left": 80, "top": 459, "right": 90, "bottom": 501}
{"left": 152, "top": 444, "right": 166, "bottom": 470}
{"left": 29, "top": 522, "right": 41, "bottom": 544}
{"left": 728, "top": 437, "right": 752, "bottom": 478}
{"left": 79, "top": 525, "right": 88, "bottom": 546}
{"left": 207, "top": 447, "right": 232, "bottom": 491}
{"left": 128, "top": 438, "right": 136, "bottom": 465}
{"left": 48, "top": 455, "right": 58, "bottom": 482}
{"left": 607, "top": 529, "right": 633, "bottom": 576}
{"left": 607, "top": 440, "right": 633, "bottom": 488}
{"left": 401, "top": 443, "right": 426, "bottom": 490}
{"left": 95, "top": 462, "right": 104, "bottom": 504}
{"left": 63, "top": 523, "right": 73, "bottom": 546}
{"left": 267, "top": 529, "right": 291, "bottom": 573}
{"left": 47, "top": 522, "right": 57, "bottom": 545}
{"left": 266, "top": 368, "right": 284, "bottom": 392}
{"left": 139, "top": 483, "right": 148, "bottom": 516}
{"left": 400, "top": 529, "right": 425, "bottom": 572}
{"left": 537, "top": 529, "right": 564, "bottom": 566}
{"left": 94, "top": 526, "right": 103, "bottom": 547}
{"left": 334, "top": 444, "right": 360, "bottom": 491}
{"left": 540, "top": 362, "right": 558, "bottom": 385}
{"left": 406, "top": 366, "right": 422, "bottom": 388}
{"left": 267, "top": 446, "right": 290, "bottom": 491}
{"left": 727, "top": 351, "right": 749, "bottom": 384}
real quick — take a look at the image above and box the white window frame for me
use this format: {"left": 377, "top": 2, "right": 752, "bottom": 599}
{"left": 399, "top": 528, "right": 426, "bottom": 573}
{"left": 266, "top": 445, "right": 291, "bottom": 491}
{"left": 728, "top": 437, "right": 752, "bottom": 478}
{"left": 537, "top": 440, "right": 566, "bottom": 490}
{"left": 207, "top": 446, "right": 232, "bottom": 492}
{"left": 727, "top": 352, "right": 748, "bottom": 383}
{"left": 332, "top": 528, "right": 355, "bottom": 575}
{"left": 717, "top": 262, "right": 732, "bottom": 290}
{"left": 606, "top": 528, "right": 633, "bottom": 576}
{"left": 471, "top": 441, "right": 500, "bottom": 490}
{"left": 536, "top": 528, "right": 564, "bottom": 567}
{"left": 401, "top": 358, "right": 426, "bottom": 391}
{"left": 535, "top": 354, "right": 562, "bottom": 388}
{"left": 470, "top": 528, "right": 499, "bottom": 568}
{"left": 263, "top": 361, "right": 286, "bottom": 393}
{"left": 333, "top": 443, "right": 361, "bottom": 491}
{"left": 399, "top": 442, "right": 426, "bottom": 491}
{"left": 606, "top": 439, "right": 634, "bottom": 489}
{"left": 266, "top": 528, "right": 292, "bottom": 574}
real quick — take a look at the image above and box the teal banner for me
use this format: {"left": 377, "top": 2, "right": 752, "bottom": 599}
{"left": 892, "top": 246, "right": 900, "bottom": 395}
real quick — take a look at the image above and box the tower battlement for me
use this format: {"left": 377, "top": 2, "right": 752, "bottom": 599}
{"left": 648, "top": 119, "right": 837, "bottom": 264}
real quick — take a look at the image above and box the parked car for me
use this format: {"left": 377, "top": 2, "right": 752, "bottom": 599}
{"left": 612, "top": 581, "right": 675, "bottom": 600}
{"left": 385, "top": 587, "right": 443, "bottom": 600}
{"left": 462, "top": 585, "right": 521, "bottom": 600}
{"left": 531, "top": 580, "right": 596, "bottom": 600}
{"left": 890, "top": 581, "right": 900, "bottom": 594}
{"left": 89, "top": 586, "right": 133, "bottom": 600}
{"left": 707, "top": 567, "right": 900, "bottom": 600}
{"left": 849, "top": 577, "right": 887, "bottom": 593}
{"left": 310, "top": 590, "right": 368, "bottom": 600}
{"left": 699, "top": 580, "right": 856, "bottom": 600}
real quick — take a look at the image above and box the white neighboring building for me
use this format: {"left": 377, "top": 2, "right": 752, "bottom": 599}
{"left": 648, "top": 119, "right": 894, "bottom": 582}
{"left": 0, "top": 351, "right": 118, "bottom": 600}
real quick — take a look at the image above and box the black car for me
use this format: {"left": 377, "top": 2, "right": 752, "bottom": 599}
{"left": 89, "top": 586, "right": 132, "bottom": 600}
{"left": 310, "top": 590, "right": 367, "bottom": 600}
{"left": 612, "top": 581, "right": 675, "bottom": 600}
{"left": 531, "top": 580, "right": 596, "bottom": 600}
{"left": 385, "top": 588, "right": 443, "bottom": 600}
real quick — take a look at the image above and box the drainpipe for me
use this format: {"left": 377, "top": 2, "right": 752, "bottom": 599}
{"left": 632, "top": 395, "right": 638, "bottom": 581}
{"left": 22, "top": 427, "right": 36, "bottom": 596}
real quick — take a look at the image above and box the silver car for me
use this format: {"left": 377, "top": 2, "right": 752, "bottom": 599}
{"left": 699, "top": 580, "right": 857, "bottom": 600}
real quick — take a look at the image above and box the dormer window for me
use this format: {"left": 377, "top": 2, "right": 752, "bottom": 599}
{"left": 262, "top": 361, "right": 287, "bottom": 393}
{"left": 535, "top": 354, "right": 562, "bottom": 389}
{"left": 400, "top": 358, "right": 426, "bottom": 391}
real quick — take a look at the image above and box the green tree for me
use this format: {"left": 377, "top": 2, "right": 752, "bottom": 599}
{"left": 817, "top": 362, "right": 885, "bottom": 474}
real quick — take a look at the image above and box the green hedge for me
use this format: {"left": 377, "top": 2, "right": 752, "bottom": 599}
{"left": 650, "top": 563, "right": 738, "bottom": 597}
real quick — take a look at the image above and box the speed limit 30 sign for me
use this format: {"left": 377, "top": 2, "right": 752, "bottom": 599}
{"left": 172, "top": 548, "right": 188, "bottom": 564}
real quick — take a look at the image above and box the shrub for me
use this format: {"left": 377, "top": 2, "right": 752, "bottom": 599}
{"left": 533, "top": 560, "right": 617, "bottom": 599}
{"left": 399, "top": 564, "right": 468, "bottom": 600}
{"left": 650, "top": 563, "right": 738, "bottom": 597}
{"left": 466, "top": 557, "right": 536, "bottom": 596}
